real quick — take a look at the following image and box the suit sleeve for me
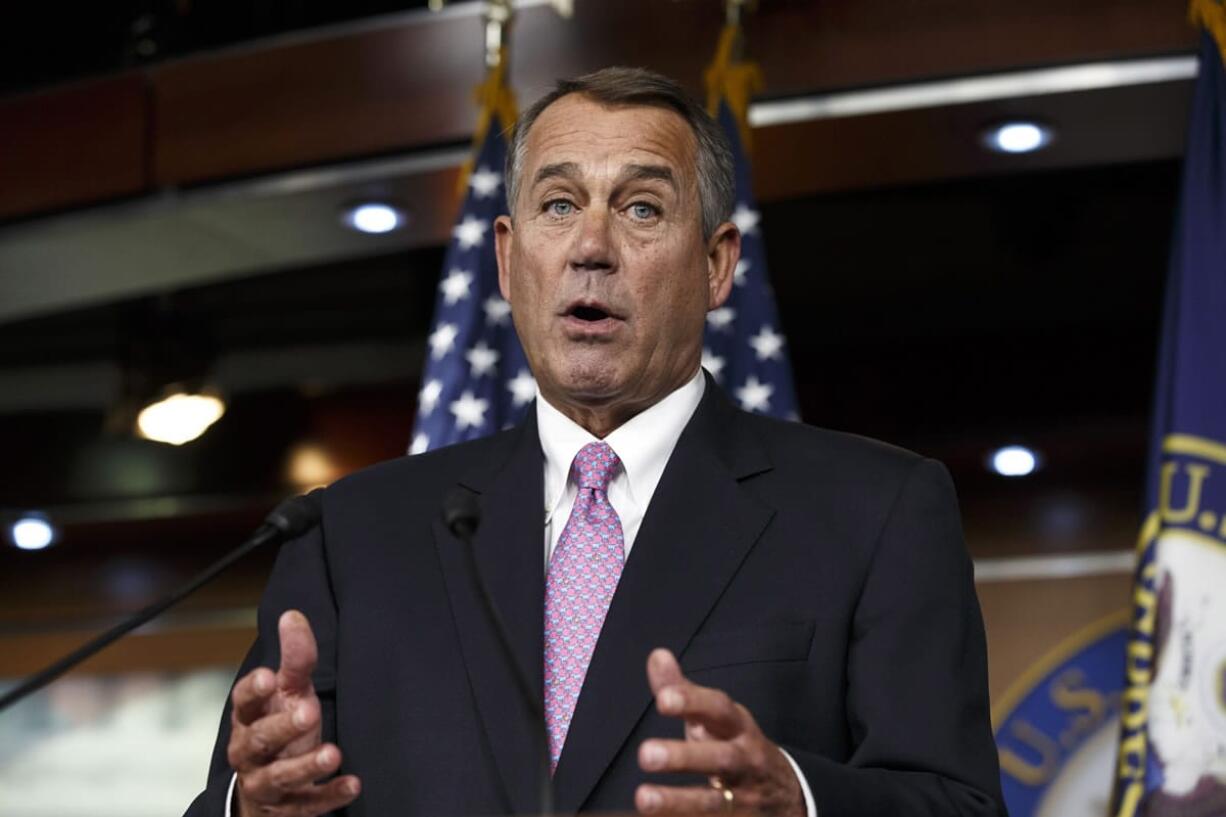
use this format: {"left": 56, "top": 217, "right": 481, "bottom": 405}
{"left": 787, "top": 458, "right": 1006, "bottom": 817}
{"left": 181, "top": 522, "right": 341, "bottom": 817}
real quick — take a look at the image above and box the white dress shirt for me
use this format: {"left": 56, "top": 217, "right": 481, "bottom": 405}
{"left": 538, "top": 366, "right": 706, "bottom": 566}
{"left": 226, "top": 367, "right": 816, "bottom": 817}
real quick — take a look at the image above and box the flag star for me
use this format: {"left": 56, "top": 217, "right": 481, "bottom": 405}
{"left": 453, "top": 215, "right": 489, "bottom": 250}
{"left": 706, "top": 306, "right": 736, "bottom": 331}
{"left": 736, "top": 376, "right": 774, "bottom": 413}
{"left": 732, "top": 204, "right": 760, "bottom": 236}
{"left": 483, "top": 295, "right": 512, "bottom": 326}
{"left": 409, "top": 433, "right": 429, "bottom": 455}
{"left": 748, "top": 325, "right": 785, "bottom": 361}
{"left": 428, "top": 322, "right": 459, "bottom": 359}
{"left": 469, "top": 166, "right": 502, "bottom": 199}
{"left": 733, "top": 259, "right": 751, "bottom": 287}
{"left": 440, "top": 268, "right": 473, "bottom": 305}
{"left": 701, "top": 348, "right": 726, "bottom": 383}
{"left": 507, "top": 368, "right": 537, "bottom": 407}
{"left": 450, "top": 391, "right": 489, "bottom": 430}
{"left": 418, "top": 379, "right": 443, "bottom": 416}
{"left": 466, "top": 341, "right": 500, "bottom": 378}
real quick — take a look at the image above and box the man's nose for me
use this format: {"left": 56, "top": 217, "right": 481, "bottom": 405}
{"left": 568, "top": 207, "right": 616, "bottom": 273}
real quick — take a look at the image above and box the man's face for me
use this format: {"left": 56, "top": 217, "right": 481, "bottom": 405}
{"left": 494, "top": 94, "right": 737, "bottom": 429}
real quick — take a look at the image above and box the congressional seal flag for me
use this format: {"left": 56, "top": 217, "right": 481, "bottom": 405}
{"left": 701, "top": 17, "right": 800, "bottom": 421}
{"left": 410, "top": 54, "right": 533, "bottom": 454}
{"left": 1111, "top": 4, "right": 1226, "bottom": 816}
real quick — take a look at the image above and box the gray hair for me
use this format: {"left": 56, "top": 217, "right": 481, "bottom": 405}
{"left": 504, "top": 66, "right": 735, "bottom": 239}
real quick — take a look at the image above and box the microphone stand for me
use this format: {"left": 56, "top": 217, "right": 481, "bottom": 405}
{"left": 444, "top": 491, "right": 555, "bottom": 816}
{"left": 0, "top": 492, "right": 321, "bottom": 714}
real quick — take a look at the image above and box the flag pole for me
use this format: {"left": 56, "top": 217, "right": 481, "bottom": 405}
{"left": 705, "top": 0, "right": 763, "bottom": 149}
{"left": 458, "top": 2, "right": 518, "bottom": 196}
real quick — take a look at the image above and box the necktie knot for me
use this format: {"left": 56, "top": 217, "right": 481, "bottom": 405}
{"left": 571, "top": 441, "right": 620, "bottom": 492}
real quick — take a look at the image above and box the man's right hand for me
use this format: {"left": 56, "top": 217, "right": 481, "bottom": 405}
{"left": 227, "top": 610, "right": 361, "bottom": 817}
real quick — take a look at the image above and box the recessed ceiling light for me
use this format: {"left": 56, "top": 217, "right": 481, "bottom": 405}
{"left": 983, "top": 121, "right": 1053, "bottom": 154}
{"left": 989, "top": 445, "right": 1041, "bottom": 477}
{"left": 12, "top": 515, "right": 56, "bottom": 551}
{"left": 342, "top": 202, "right": 408, "bottom": 234}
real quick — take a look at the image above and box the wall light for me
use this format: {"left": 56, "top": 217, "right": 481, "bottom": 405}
{"left": 136, "top": 391, "right": 226, "bottom": 446}
{"left": 989, "top": 445, "right": 1041, "bottom": 477}
{"left": 983, "top": 121, "right": 1054, "bottom": 154}
{"left": 12, "top": 514, "right": 56, "bottom": 551}
{"left": 287, "top": 442, "right": 341, "bottom": 489}
{"left": 342, "top": 202, "right": 408, "bottom": 234}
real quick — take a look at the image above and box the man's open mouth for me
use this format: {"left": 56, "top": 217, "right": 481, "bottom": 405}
{"left": 569, "top": 305, "right": 613, "bottom": 322}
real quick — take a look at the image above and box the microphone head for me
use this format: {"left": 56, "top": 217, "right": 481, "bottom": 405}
{"left": 442, "top": 489, "right": 481, "bottom": 542}
{"left": 264, "top": 489, "right": 323, "bottom": 539}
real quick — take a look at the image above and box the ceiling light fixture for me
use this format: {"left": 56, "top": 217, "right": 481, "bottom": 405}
{"left": 136, "top": 391, "right": 226, "bottom": 446}
{"left": 342, "top": 202, "right": 408, "bottom": 234}
{"left": 983, "top": 121, "right": 1054, "bottom": 154}
{"left": 12, "top": 515, "right": 56, "bottom": 551}
{"left": 989, "top": 445, "right": 1041, "bottom": 477}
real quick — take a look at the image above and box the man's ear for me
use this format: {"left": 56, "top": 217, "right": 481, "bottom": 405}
{"left": 494, "top": 214, "right": 515, "bottom": 302}
{"left": 705, "top": 221, "right": 740, "bottom": 310}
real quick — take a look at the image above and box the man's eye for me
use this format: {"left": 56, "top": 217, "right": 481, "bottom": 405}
{"left": 546, "top": 200, "right": 574, "bottom": 216}
{"left": 629, "top": 202, "right": 659, "bottom": 220}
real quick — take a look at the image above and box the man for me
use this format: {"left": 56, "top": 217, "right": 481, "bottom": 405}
{"left": 185, "top": 67, "right": 1005, "bottom": 817}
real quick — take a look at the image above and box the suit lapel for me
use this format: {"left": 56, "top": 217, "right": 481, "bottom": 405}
{"left": 552, "top": 382, "right": 775, "bottom": 811}
{"left": 433, "top": 414, "right": 549, "bottom": 815}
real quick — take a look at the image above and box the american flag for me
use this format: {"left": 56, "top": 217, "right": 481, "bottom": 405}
{"left": 411, "top": 103, "right": 799, "bottom": 452}
{"left": 410, "top": 114, "right": 533, "bottom": 454}
{"left": 703, "top": 102, "right": 799, "bottom": 421}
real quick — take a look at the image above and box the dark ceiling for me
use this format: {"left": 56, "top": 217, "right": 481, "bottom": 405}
{"left": 1, "top": 1, "right": 436, "bottom": 96}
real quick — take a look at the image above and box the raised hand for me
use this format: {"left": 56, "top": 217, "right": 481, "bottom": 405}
{"left": 635, "top": 648, "right": 805, "bottom": 817}
{"left": 227, "top": 610, "right": 360, "bottom": 817}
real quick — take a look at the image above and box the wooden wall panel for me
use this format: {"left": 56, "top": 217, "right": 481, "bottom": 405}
{"left": 149, "top": 0, "right": 1197, "bottom": 187}
{"left": 0, "top": 74, "right": 149, "bottom": 221}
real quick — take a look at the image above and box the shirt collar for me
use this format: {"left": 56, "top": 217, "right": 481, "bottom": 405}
{"left": 536, "top": 367, "right": 706, "bottom": 512}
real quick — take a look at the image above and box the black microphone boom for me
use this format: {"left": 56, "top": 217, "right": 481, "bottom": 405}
{"left": 0, "top": 491, "right": 323, "bottom": 714}
{"left": 442, "top": 489, "right": 554, "bottom": 815}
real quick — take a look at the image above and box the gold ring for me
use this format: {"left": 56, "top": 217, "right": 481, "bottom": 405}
{"left": 709, "top": 777, "right": 734, "bottom": 811}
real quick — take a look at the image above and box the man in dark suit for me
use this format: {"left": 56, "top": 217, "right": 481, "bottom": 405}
{"left": 186, "top": 67, "right": 1005, "bottom": 817}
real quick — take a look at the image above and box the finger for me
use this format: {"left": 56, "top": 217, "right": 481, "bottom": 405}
{"left": 281, "top": 775, "right": 362, "bottom": 816}
{"left": 639, "top": 738, "right": 757, "bottom": 779}
{"left": 655, "top": 681, "right": 747, "bottom": 741}
{"left": 646, "top": 648, "right": 686, "bottom": 697}
{"left": 239, "top": 773, "right": 361, "bottom": 816}
{"left": 231, "top": 667, "right": 277, "bottom": 725}
{"left": 636, "top": 783, "right": 729, "bottom": 814}
{"left": 229, "top": 703, "right": 320, "bottom": 771}
{"left": 277, "top": 610, "right": 318, "bottom": 694}
{"left": 239, "top": 743, "right": 343, "bottom": 803}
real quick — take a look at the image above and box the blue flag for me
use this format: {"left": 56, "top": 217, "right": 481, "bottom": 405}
{"left": 703, "top": 103, "right": 800, "bottom": 421}
{"left": 410, "top": 114, "right": 533, "bottom": 454}
{"left": 1111, "top": 28, "right": 1226, "bottom": 817}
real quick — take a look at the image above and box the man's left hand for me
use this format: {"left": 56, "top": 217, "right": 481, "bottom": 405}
{"left": 635, "top": 648, "right": 806, "bottom": 817}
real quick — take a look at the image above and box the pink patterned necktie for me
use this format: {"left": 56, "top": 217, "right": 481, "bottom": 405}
{"left": 543, "top": 441, "right": 626, "bottom": 772}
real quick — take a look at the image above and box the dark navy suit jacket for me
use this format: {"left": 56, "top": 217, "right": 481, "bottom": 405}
{"left": 185, "top": 379, "right": 1006, "bottom": 817}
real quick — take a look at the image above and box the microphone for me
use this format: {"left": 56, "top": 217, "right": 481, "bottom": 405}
{"left": 0, "top": 490, "right": 323, "bottom": 714}
{"left": 442, "top": 490, "right": 554, "bottom": 815}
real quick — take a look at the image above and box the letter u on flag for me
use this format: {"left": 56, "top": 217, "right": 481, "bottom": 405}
{"left": 1111, "top": 5, "right": 1226, "bottom": 816}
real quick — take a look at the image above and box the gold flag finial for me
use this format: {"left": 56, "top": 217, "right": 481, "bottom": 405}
{"left": 704, "top": 0, "right": 764, "bottom": 149}
{"left": 1189, "top": 0, "right": 1226, "bottom": 63}
{"left": 455, "top": 1, "right": 519, "bottom": 196}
